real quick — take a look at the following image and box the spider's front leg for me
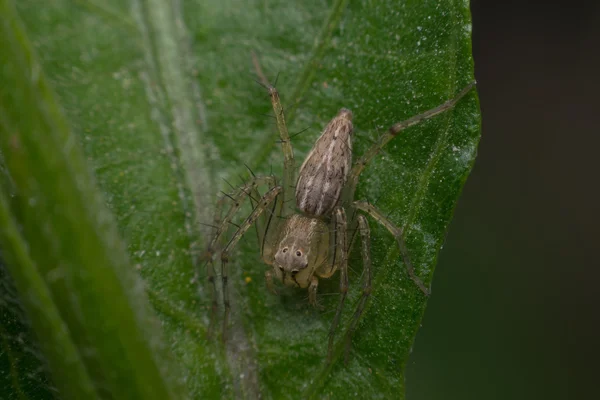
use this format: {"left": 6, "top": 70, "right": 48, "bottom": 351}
{"left": 354, "top": 201, "right": 430, "bottom": 295}
{"left": 252, "top": 53, "right": 296, "bottom": 217}
{"left": 202, "top": 176, "right": 277, "bottom": 337}
{"left": 219, "top": 185, "right": 282, "bottom": 340}
{"left": 202, "top": 181, "right": 281, "bottom": 340}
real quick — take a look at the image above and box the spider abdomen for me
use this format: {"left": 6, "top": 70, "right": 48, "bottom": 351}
{"left": 296, "top": 108, "right": 353, "bottom": 217}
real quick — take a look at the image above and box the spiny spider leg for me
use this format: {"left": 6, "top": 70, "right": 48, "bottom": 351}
{"left": 210, "top": 175, "right": 277, "bottom": 248}
{"left": 252, "top": 53, "right": 296, "bottom": 216}
{"left": 247, "top": 177, "right": 278, "bottom": 258}
{"left": 327, "top": 207, "right": 349, "bottom": 363}
{"left": 346, "top": 82, "right": 476, "bottom": 196}
{"left": 268, "top": 86, "right": 295, "bottom": 216}
{"left": 203, "top": 175, "right": 276, "bottom": 337}
{"left": 220, "top": 185, "right": 282, "bottom": 341}
{"left": 354, "top": 201, "right": 429, "bottom": 295}
{"left": 336, "top": 83, "right": 475, "bottom": 306}
{"left": 206, "top": 175, "right": 276, "bottom": 260}
{"left": 344, "top": 214, "right": 373, "bottom": 363}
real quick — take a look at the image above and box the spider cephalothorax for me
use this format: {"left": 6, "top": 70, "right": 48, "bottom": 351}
{"left": 272, "top": 215, "right": 329, "bottom": 288}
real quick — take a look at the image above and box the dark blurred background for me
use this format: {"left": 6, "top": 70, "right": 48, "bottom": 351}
{"left": 407, "top": 1, "right": 599, "bottom": 399}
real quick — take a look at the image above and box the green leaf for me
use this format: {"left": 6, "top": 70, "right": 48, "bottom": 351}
{"left": 0, "top": 1, "right": 188, "bottom": 399}
{"left": 1, "top": 0, "right": 480, "bottom": 398}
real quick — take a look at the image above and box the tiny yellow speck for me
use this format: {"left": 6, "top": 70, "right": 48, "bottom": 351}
{"left": 244, "top": 277, "right": 252, "bottom": 284}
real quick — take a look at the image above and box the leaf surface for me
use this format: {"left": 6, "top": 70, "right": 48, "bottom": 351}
{"left": 0, "top": 0, "right": 480, "bottom": 398}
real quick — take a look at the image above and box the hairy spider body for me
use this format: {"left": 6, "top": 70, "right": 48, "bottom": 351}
{"left": 202, "top": 73, "right": 475, "bottom": 362}
{"left": 269, "top": 214, "right": 329, "bottom": 289}
{"left": 296, "top": 109, "right": 353, "bottom": 216}
{"left": 264, "top": 108, "right": 352, "bottom": 295}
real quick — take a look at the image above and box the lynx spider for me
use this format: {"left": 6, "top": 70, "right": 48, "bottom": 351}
{"left": 202, "top": 64, "right": 475, "bottom": 362}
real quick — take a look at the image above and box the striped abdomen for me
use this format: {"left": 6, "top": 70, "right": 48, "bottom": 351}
{"left": 296, "top": 108, "right": 353, "bottom": 217}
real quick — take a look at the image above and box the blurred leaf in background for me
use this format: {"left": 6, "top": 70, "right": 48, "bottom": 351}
{"left": 0, "top": 0, "right": 479, "bottom": 399}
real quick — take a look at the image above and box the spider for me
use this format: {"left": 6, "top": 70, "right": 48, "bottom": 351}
{"left": 202, "top": 70, "right": 475, "bottom": 362}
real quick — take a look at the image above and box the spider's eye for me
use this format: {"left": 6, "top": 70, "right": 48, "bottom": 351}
{"left": 282, "top": 247, "right": 288, "bottom": 253}
{"left": 291, "top": 270, "right": 299, "bottom": 276}
{"left": 296, "top": 251, "right": 302, "bottom": 257}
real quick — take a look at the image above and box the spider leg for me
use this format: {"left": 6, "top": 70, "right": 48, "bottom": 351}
{"left": 354, "top": 201, "right": 430, "bottom": 296}
{"left": 252, "top": 54, "right": 296, "bottom": 217}
{"left": 247, "top": 175, "right": 278, "bottom": 258}
{"left": 209, "top": 176, "right": 277, "bottom": 248}
{"left": 202, "top": 175, "right": 276, "bottom": 338}
{"left": 327, "top": 207, "right": 348, "bottom": 363}
{"left": 220, "top": 185, "right": 282, "bottom": 341}
{"left": 267, "top": 86, "right": 296, "bottom": 216}
{"left": 344, "top": 214, "right": 373, "bottom": 364}
{"left": 308, "top": 276, "right": 321, "bottom": 309}
{"left": 346, "top": 82, "right": 476, "bottom": 197}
